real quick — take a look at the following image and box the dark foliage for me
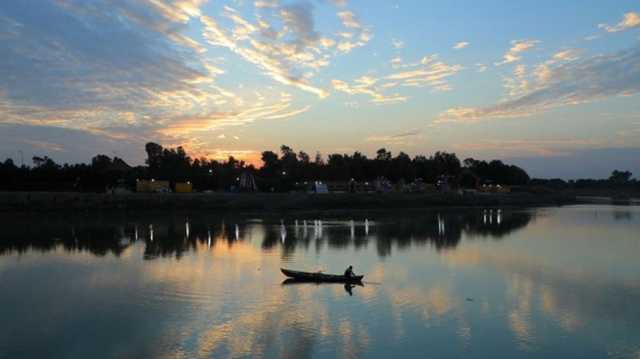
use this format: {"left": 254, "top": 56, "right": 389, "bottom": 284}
{"left": 7, "top": 141, "right": 630, "bottom": 193}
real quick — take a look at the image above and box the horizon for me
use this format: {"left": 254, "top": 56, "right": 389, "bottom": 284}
{"left": 1, "top": 1, "right": 640, "bottom": 179}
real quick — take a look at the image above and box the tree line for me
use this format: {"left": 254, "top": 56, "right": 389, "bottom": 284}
{"left": 0, "top": 142, "right": 635, "bottom": 192}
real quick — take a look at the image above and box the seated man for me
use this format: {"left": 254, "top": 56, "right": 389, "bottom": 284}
{"left": 344, "top": 265, "right": 354, "bottom": 278}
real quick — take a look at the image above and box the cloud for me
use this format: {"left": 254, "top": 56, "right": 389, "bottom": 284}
{"left": 385, "top": 56, "right": 462, "bottom": 91}
{"left": 551, "top": 49, "right": 581, "bottom": 62}
{"left": 496, "top": 39, "right": 539, "bottom": 66}
{"left": 0, "top": 123, "right": 146, "bottom": 164}
{"left": 199, "top": 2, "right": 371, "bottom": 97}
{"left": 333, "top": 54, "right": 461, "bottom": 103}
{"left": 453, "top": 41, "right": 469, "bottom": 50}
{"left": 331, "top": 78, "right": 407, "bottom": 105}
{"left": 0, "top": 0, "right": 322, "bottom": 164}
{"left": 366, "top": 130, "right": 422, "bottom": 145}
{"left": 451, "top": 139, "right": 602, "bottom": 157}
{"left": 200, "top": 8, "right": 330, "bottom": 97}
{"left": 0, "top": 0, "right": 211, "bottom": 111}
{"left": 599, "top": 12, "right": 640, "bottom": 33}
{"left": 337, "top": 11, "right": 361, "bottom": 29}
{"left": 435, "top": 44, "right": 640, "bottom": 123}
{"left": 392, "top": 38, "right": 405, "bottom": 49}
{"left": 254, "top": 1, "right": 279, "bottom": 9}
{"left": 157, "top": 93, "right": 310, "bottom": 137}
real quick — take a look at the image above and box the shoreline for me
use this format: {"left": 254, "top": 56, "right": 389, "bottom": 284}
{"left": 0, "top": 191, "right": 580, "bottom": 212}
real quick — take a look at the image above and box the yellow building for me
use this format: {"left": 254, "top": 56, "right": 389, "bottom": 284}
{"left": 136, "top": 179, "right": 170, "bottom": 193}
{"left": 175, "top": 182, "right": 193, "bottom": 193}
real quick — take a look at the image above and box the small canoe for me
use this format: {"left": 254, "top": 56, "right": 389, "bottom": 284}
{"left": 281, "top": 268, "right": 364, "bottom": 283}
{"left": 282, "top": 278, "right": 364, "bottom": 286}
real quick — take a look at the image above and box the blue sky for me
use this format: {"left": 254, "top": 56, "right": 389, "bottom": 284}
{"left": 1, "top": 0, "right": 639, "bottom": 178}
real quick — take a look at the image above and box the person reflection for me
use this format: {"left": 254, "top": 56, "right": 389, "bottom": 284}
{"left": 344, "top": 283, "right": 355, "bottom": 296}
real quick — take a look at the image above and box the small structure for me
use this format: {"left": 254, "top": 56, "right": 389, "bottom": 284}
{"left": 136, "top": 179, "right": 170, "bottom": 193}
{"left": 375, "top": 177, "right": 392, "bottom": 193}
{"left": 239, "top": 172, "right": 258, "bottom": 192}
{"left": 311, "top": 181, "right": 329, "bottom": 193}
{"left": 175, "top": 182, "right": 193, "bottom": 193}
{"left": 480, "top": 183, "right": 511, "bottom": 193}
{"left": 407, "top": 178, "right": 426, "bottom": 193}
{"left": 436, "top": 175, "right": 455, "bottom": 192}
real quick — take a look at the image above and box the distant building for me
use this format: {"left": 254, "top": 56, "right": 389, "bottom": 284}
{"left": 175, "top": 182, "right": 192, "bottom": 193}
{"left": 239, "top": 172, "right": 257, "bottom": 192}
{"left": 136, "top": 179, "right": 170, "bottom": 193}
{"left": 311, "top": 181, "right": 329, "bottom": 193}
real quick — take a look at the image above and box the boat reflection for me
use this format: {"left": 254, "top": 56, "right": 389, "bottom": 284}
{"left": 281, "top": 279, "right": 364, "bottom": 296}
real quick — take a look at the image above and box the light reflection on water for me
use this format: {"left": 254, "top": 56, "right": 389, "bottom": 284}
{"left": 0, "top": 206, "right": 639, "bottom": 358}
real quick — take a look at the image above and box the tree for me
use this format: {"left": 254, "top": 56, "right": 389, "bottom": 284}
{"left": 145, "top": 142, "right": 164, "bottom": 170}
{"left": 280, "top": 145, "right": 298, "bottom": 171}
{"left": 609, "top": 170, "right": 632, "bottom": 183}
{"left": 261, "top": 151, "right": 279, "bottom": 169}
{"left": 298, "top": 151, "right": 310, "bottom": 164}
{"left": 376, "top": 148, "right": 392, "bottom": 161}
{"left": 91, "top": 154, "right": 112, "bottom": 170}
{"left": 432, "top": 151, "right": 460, "bottom": 176}
{"left": 314, "top": 152, "right": 324, "bottom": 165}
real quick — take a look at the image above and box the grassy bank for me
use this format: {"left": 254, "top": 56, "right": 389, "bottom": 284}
{"left": 0, "top": 191, "right": 578, "bottom": 212}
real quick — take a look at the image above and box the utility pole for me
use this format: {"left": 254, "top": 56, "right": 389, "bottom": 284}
{"left": 18, "top": 150, "right": 24, "bottom": 167}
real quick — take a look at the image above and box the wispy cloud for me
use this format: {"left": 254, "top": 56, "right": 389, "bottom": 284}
{"left": 366, "top": 130, "right": 422, "bottom": 145}
{"left": 200, "top": 4, "right": 331, "bottom": 98}
{"left": 435, "top": 44, "right": 640, "bottom": 123}
{"left": 157, "top": 93, "right": 310, "bottom": 136}
{"left": 385, "top": 55, "right": 462, "bottom": 91}
{"left": 453, "top": 41, "right": 469, "bottom": 50}
{"left": 332, "top": 77, "right": 407, "bottom": 105}
{"left": 452, "top": 139, "right": 602, "bottom": 157}
{"left": 392, "top": 38, "right": 405, "bottom": 49}
{"left": 337, "top": 10, "right": 361, "bottom": 29}
{"left": 333, "top": 54, "right": 461, "bottom": 104}
{"left": 551, "top": 49, "right": 581, "bottom": 62}
{"left": 496, "top": 39, "right": 540, "bottom": 66}
{"left": 199, "top": 2, "right": 371, "bottom": 97}
{"left": 599, "top": 12, "right": 640, "bottom": 33}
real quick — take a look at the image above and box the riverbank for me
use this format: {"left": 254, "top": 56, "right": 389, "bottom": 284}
{"left": 0, "top": 191, "right": 579, "bottom": 212}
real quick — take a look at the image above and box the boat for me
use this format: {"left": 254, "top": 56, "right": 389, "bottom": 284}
{"left": 280, "top": 268, "right": 364, "bottom": 283}
{"left": 282, "top": 278, "right": 364, "bottom": 286}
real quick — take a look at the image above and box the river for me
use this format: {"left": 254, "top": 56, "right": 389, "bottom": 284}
{"left": 0, "top": 205, "right": 638, "bottom": 358}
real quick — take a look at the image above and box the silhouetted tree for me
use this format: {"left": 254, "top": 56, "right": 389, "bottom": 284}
{"left": 609, "top": 170, "right": 633, "bottom": 183}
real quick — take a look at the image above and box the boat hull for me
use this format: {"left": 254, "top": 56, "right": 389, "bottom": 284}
{"left": 281, "top": 268, "right": 364, "bottom": 283}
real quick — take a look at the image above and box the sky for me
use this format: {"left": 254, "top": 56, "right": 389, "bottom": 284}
{"left": 1, "top": 0, "right": 640, "bottom": 178}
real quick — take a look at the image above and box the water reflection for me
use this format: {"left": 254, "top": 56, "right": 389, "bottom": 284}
{"left": 1, "top": 206, "right": 639, "bottom": 359}
{"left": 281, "top": 279, "right": 364, "bottom": 297}
{"left": 0, "top": 209, "right": 533, "bottom": 258}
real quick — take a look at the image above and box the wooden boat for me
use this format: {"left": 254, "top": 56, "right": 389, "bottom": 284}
{"left": 281, "top": 268, "right": 364, "bottom": 283}
{"left": 281, "top": 278, "right": 364, "bottom": 286}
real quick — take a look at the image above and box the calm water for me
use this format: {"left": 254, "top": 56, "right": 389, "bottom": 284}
{"left": 1, "top": 206, "right": 639, "bottom": 358}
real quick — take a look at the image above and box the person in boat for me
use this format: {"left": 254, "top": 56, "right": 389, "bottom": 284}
{"left": 344, "top": 265, "right": 355, "bottom": 278}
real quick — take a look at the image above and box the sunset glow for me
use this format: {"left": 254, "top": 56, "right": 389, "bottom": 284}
{"left": 1, "top": 1, "right": 640, "bottom": 177}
